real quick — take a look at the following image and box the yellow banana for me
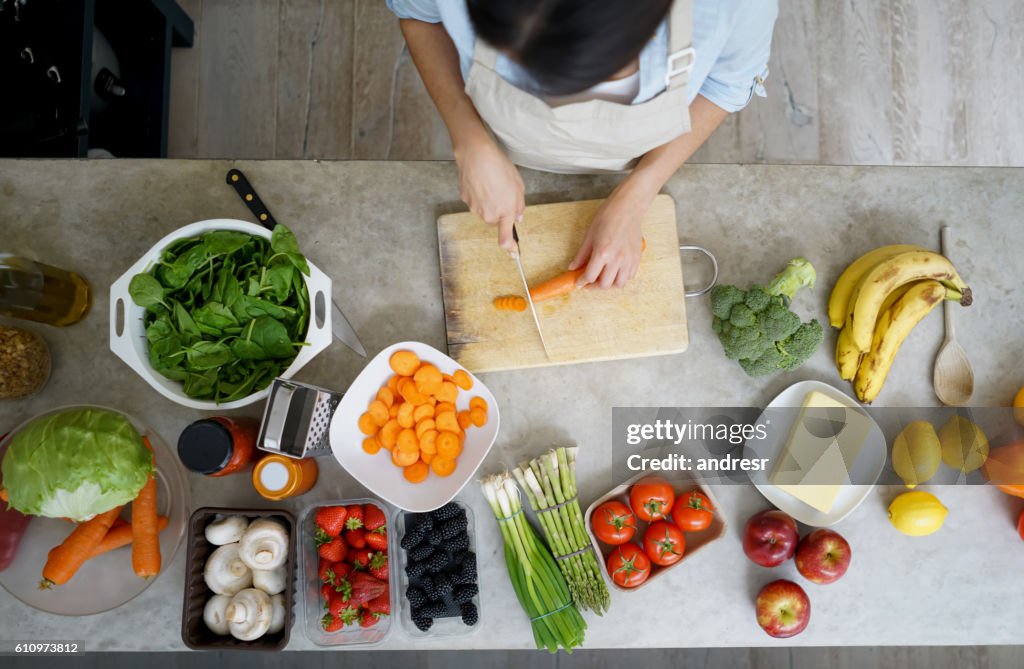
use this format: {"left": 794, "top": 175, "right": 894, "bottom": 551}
{"left": 854, "top": 280, "right": 946, "bottom": 403}
{"left": 835, "top": 327, "right": 862, "bottom": 381}
{"left": 847, "top": 251, "right": 971, "bottom": 352}
{"left": 828, "top": 244, "right": 926, "bottom": 328}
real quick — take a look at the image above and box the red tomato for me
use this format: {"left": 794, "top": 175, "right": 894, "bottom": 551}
{"left": 628, "top": 477, "right": 675, "bottom": 522}
{"left": 606, "top": 543, "right": 651, "bottom": 588}
{"left": 591, "top": 500, "right": 637, "bottom": 545}
{"left": 643, "top": 521, "right": 685, "bottom": 566}
{"left": 671, "top": 490, "right": 715, "bottom": 532}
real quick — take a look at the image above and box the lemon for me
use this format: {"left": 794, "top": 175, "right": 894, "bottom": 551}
{"left": 891, "top": 421, "right": 941, "bottom": 488}
{"left": 938, "top": 415, "right": 989, "bottom": 473}
{"left": 888, "top": 490, "right": 948, "bottom": 536}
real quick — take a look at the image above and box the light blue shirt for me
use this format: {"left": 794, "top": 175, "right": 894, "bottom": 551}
{"left": 386, "top": 0, "right": 777, "bottom": 112}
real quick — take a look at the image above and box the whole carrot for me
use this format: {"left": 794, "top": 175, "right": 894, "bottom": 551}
{"left": 132, "top": 437, "right": 161, "bottom": 579}
{"left": 41, "top": 506, "right": 123, "bottom": 588}
{"left": 88, "top": 516, "right": 168, "bottom": 559}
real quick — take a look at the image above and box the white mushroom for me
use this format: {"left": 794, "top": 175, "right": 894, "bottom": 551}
{"left": 225, "top": 588, "right": 273, "bottom": 641}
{"left": 203, "top": 594, "right": 232, "bottom": 635}
{"left": 267, "top": 593, "right": 286, "bottom": 635}
{"left": 252, "top": 564, "right": 287, "bottom": 596}
{"left": 238, "top": 519, "right": 289, "bottom": 571}
{"left": 204, "top": 543, "right": 253, "bottom": 596}
{"left": 205, "top": 515, "right": 249, "bottom": 546}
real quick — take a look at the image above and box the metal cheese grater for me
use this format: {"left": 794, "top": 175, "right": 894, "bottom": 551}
{"left": 257, "top": 378, "right": 343, "bottom": 458}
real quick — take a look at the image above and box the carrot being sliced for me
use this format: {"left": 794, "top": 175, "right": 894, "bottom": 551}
{"left": 431, "top": 457, "right": 456, "bottom": 477}
{"left": 529, "top": 239, "right": 647, "bottom": 302}
{"left": 87, "top": 516, "right": 169, "bottom": 559}
{"left": 389, "top": 350, "right": 420, "bottom": 376}
{"left": 452, "top": 369, "right": 473, "bottom": 390}
{"left": 132, "top": 437, "right": 161, "bottom": 579}
{"left": 403, "top": 461, "right": 430, "bottom": 483}
{"left": 42, "top": 506, "right": 123, "bottom": 588}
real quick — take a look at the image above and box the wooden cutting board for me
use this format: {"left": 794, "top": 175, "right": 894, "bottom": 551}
{"left": 437, "top": 195, "right": 688, "bottom": 372}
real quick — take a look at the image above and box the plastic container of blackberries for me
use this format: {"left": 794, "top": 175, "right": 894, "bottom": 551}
{"left": 395, "top": 499, "right": 482, "bottom": 638}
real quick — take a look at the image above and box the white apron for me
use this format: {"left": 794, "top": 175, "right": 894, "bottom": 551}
{"left": 464, "top": 0, "right": 696, "bottom": 174}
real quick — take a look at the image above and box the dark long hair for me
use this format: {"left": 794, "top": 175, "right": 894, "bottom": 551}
{"left": 467, "top": 0, "right": 673, "bottom": 96}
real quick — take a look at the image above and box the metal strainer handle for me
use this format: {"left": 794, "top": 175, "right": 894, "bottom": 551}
{"left": 680, "top": 244, "right": 719, "bottom": 298}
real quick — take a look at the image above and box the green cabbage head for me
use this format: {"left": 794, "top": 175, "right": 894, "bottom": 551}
{"left": 2, "top": 408, "right": 153, "bottom": 521}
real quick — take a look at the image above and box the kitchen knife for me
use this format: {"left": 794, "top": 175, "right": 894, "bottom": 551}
{"left": 511, "top": 225, "right": 551, "bottom": 361}
{"left": 226, "top": 169, "right": 367, "bottom": 358}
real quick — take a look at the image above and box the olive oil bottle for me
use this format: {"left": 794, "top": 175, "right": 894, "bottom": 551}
{"left": 0, "top": 254, "right": 91, "bottom": 326}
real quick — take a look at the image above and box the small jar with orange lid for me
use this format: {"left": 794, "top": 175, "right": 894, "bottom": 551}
{"left": 253, "top": 454, "right": 319, "bottom": 501}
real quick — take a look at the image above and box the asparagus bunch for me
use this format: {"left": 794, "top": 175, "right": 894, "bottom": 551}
{"left": 513, "top": 447, "right": 610, "bottom": 615}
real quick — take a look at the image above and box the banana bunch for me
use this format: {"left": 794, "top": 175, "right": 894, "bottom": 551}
{"left": 828, "top": 245, "right": 973, "bottom": 402}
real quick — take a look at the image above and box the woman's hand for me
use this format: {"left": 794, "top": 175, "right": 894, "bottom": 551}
{"left": 455, "top": 135, "right": 525, "bottom": 254}
{"left": 569, "top": 185, "right": 653, "bottom": 288}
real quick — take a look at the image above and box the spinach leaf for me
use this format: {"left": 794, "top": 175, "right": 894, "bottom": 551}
{"left": 186, "top": 341, "right": 235, "bottom": 370}
{"left": 183, "top": 370, "right": 217, "bottom": 398}
{"left": 129, "top": 273, "right": 168, "bottom": 309}
{"left": 174, "top": 302, "right": 202, "bottom": 342}
{"left": 202, "top": 230, "right": 250, "bottom": 256}
{"left": 265, "top": 263, "right": 294, "bottom": 303}
{"left": 270, "top": 224, "right": 311, "bottom": 275}
{"left": 193, "top": 302, "right": 237, "bottom": 331}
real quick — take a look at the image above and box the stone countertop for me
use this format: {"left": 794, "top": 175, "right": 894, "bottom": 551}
{"left": 1, "top": 160, "right": 1022, "bottom": 651}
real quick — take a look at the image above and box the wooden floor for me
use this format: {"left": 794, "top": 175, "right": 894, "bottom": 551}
{"left": 167, "top": 0, "right": 1024, "bottom": 165}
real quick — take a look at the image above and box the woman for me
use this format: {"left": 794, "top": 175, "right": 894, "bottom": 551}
{"left": 389, "top": 0, "right": 778, "bottom": 288}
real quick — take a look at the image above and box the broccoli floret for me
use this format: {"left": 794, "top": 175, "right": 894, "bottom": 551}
{"left": 707, "top": 258, "right": 823, "bottom": 378}
{"left": 710, "top": 284, "right": 746, "bottom": 320}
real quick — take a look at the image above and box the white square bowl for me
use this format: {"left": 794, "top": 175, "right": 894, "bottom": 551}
{"left": 329, "top": 341, "right": 500, "bottom": 512}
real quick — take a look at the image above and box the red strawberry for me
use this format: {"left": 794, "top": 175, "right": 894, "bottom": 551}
{"left": 318, "top": 537, "right": 347, "bottom": 562}
{"left": 321, "top": 583, "right": 334, "bottom": 602}
{"left": 369, "top": 551, "right": 389, "bottom": 582}
{"left": 318, "top": 559, "right": 337, "bottom": 583}
{"left": 345, "top": 527, "right": 366, "bottom": 549}
{"left": 359, "top": 610, "right": 381, "bottom": 628}
{"left": 348, "top": 571, "right": 386, "bottom": 607}
{"left": 315, "top": 505, "right": 348, "bottom": 537}
{"left": 345, "top": 505, "right": 364, "bottom": 531}
{"left": 350, "top": 548, "right": 373, "bottom": 570}
{"left": 367, "top": 592, "right": 391, "bottom": 615}
{"left": 332, "top": 562, "right": 352, "bottom": 582}
{"left": 322, "top": 613, "right": 344, "bottom": 632}
{"left": 365, "top": 528, "right": 388, "bottom": 552}
{"left": 363, "top": 504, "right": 386, "bottom": 531}
{"left": 327, "top": 590, "right": 349, "bottom": 616}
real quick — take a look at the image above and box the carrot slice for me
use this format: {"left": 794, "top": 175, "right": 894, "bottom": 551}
{"left": 376, "top": 387, "right": 395, "bottom": 408}
{"left": 397, "top": 403, "right": 415, "bottom": 428}
{"left": 457, "top": 410, "right": 472, "bottom": 430}
{"left": 431, "top": 457, "right": 456, "bottom": 477}
{"left": 387, "top": 375, "right": 401, "bottom": 395}
{"left": 390, "top": 350, "right": 421, "bottom": 376}
{"left": 419, "top": 430, "right": 438, "bottom": 454}
{"left": 493, "top": 296, "right": 527, "bottom": 312}
{"left": 435, "top": 402, "right": 456, "bottom": 416}
{"left": 389, "top": 402, "right": 400, "bottom": 418}
{"left": 399, "top": 379, "right": 429, "bottom": 406}
{"left": 437, "top": 431, "right": 460, "bottom": 459}
{"left": 379, "top": 419, "right": 401, "bottom": 449}
{"left": 368, "top": 400, "right": 390, "bottom": 426}
{"left": 469, "top": 407, "right": 487, "bottom": 428}
{"left": 436, "top": 411, "right": 460, "bottom": 434}
{"left": 397, "top": 428, "right": 419, "bottom": 453}
{"left": 358, "top": 412, "right": 379, "bottom": 436}
{"left": 413, "top": 404, "right": 434, "bottom": 423}
{"left": 403, "top": 461, "right": 430, "bottom": 483}
{"left": 362, "top": 436, "right": 381, "bottom": 455}
{"left": 436, "top": 382, "right": 458, "bottom": 404}
{"left": 392, "top": 447, "right": 418, "bottom": 467}
{"left": 414, "top": 364, "right": 443, "bottom": 392}
{"left": 420, "top": 451, "right": 434, "bottom": 465}
{"left": 415, "top": 418, "right": 435, "bottom": 439}
{"left": 452, "top": 369, "right": 473, "bottom": 390}
{"left": 469, "top": 396, "right": 488, "bottom": 412}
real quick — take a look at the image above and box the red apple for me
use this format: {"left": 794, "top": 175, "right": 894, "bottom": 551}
{"left": 795, "top": 529, "right": 852, "bottom": 584}
{"left": 743, "top": 510, "right": 799, "bottom": 567}
{"left": 756, "top": 579, "right": 811, "bottom": 638}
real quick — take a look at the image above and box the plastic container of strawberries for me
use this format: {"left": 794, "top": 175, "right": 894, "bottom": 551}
{"left": 298, "top": 498, "right": 398, "bottom": 647}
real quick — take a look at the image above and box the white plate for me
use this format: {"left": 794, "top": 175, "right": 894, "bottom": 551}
{"left": 742, "top": 380, "right": 886, "bottom": 527}
{"left": 109, "top": 219, "right": 333, "bottom": 410}
{"left": 330, "top": 341, "right": 500, "bottom": 512}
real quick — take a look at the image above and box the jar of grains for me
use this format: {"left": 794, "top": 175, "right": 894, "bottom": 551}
{"left": 0, "top": 325, "right": 51, "bottom": 399}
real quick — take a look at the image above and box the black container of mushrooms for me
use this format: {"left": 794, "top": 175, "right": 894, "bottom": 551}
{"left": 181, "top": 508, "right": 297, "bottom": 651}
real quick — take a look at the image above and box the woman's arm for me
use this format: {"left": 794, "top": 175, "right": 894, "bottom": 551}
{"left": 400, "top": 19, "right": 524, "bottom": 252}
{"left": 571, "top": 95, "right": 729, "bottom": 287}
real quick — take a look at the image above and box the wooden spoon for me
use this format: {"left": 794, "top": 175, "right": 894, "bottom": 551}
{"left": 933, "top": 226, "right": 974, "bottom": 405}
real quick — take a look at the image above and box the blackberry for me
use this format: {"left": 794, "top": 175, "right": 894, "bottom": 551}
{"left": 428, "top": 531, "right": 444, "bottom": 547}
{"left": 431, "top": 502, "right": 462, "bottom": 523}
{"left": 409, "top": 544, "right": 435, "bottom": 563}
{"left": 454, "top": 549, "right": 475, "bottom": 566}
{"left": 420, "top": 575, "right": 437, "bottom": 600}
{"left": 450, "top": 569, "right": 476, "bottom": 586}
{"left": 447, "top": 532, "right": 470, "bottom": 553}
{"left": 433, "top": 573, "right": 453, "bottom": 598}
{"left": 425, "top": 550, "right": 449, "bottom": 574}
{"left": 439, "top": 516, "right": 468, "bottom": 539}
{"left": 405, "top": 560, "right": 427, "bottom": 579}
{"left": 412, "top": 613, "right": 433, "bottom": 632}
{"left": 400, "top": 514, "right": 433, "bottom": 550}
{"left": 460, "top": 602, "right": 479, "bottom": 626}
{"left": 453, "top": 584, "right": 478, "bottom": 604}
{"left": 457, "top": 557, "right": 478, "bottom": 581}
{"left": 405, "top": 587, "right": 427, "bottom": 609}
{"left": 422, "top": 601, "right": 450, "bottom": 618}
